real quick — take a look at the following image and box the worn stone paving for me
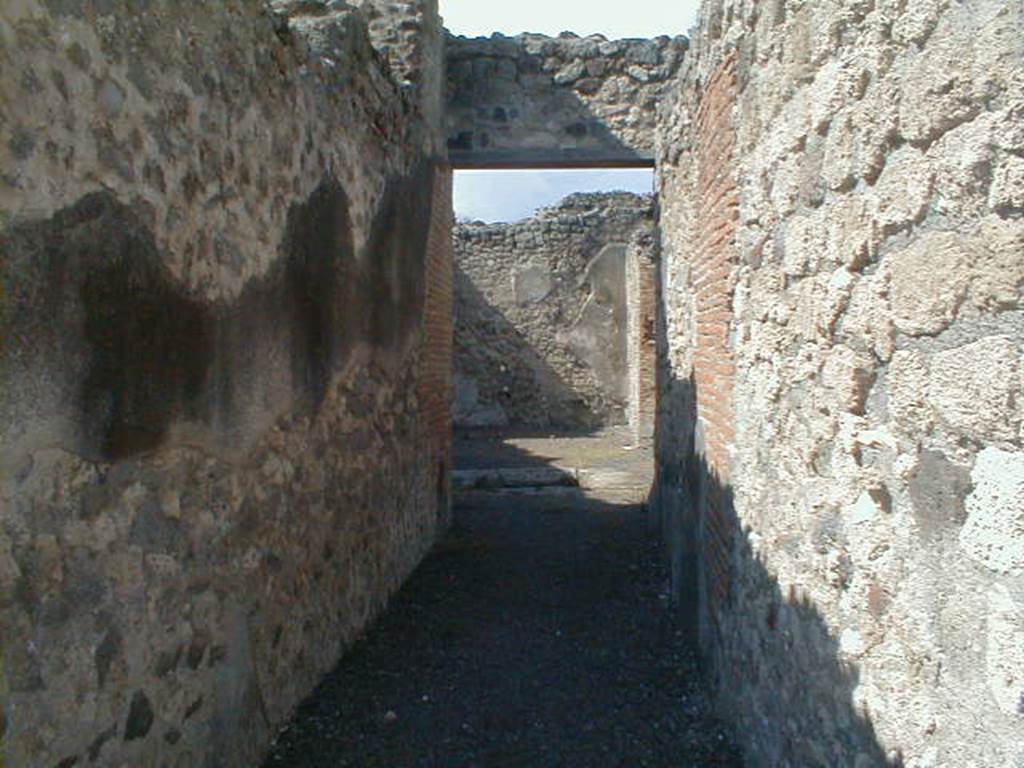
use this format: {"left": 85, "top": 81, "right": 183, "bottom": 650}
{"left": 263, "top": 433, "right": 743, "bottom": 767}
{"left": 454, "top": 426, "right": 654, "bottom": 474}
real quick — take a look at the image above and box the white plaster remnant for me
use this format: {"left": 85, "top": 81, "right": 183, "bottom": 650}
{"left": 845, "top": 492, "right": 881, "bottom": 527}
{"left": 513, "top": 264, "right": 553, "bottom": 304}
{"left": 986, "top": 585, "right": 1024, "bottom": 716}
{"left": 960, "top": 448, "right": 1024, "bottom": 575}
{"left": 840, "top": 627, "right": 865, "bottom": 657}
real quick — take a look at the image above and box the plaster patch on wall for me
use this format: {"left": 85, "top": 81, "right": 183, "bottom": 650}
{"left": 986, "top": 585, "right": 1024, "bottom": 716}
{"left": 565, "top": 243, "right": 629, "bottom": 400}
{"left": 513, "top": 265, "right": 553, "bottom": 305}
{"left": 960, "top": 447, "right": 1024, "bottom": 575}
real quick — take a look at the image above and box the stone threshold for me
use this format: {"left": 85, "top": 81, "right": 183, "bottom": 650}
{"left": 452, "top": 466, "right": 651, "bottom": 505}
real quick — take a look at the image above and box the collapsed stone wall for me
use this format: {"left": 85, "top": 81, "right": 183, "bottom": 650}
{"left": 0, "top": 2, "right": 451, "bottom": 766}
{"left": 454, "top": 192, "right": 653, "bottom": 430}
{"left": 445, "top": 33, "right": 687, "bottom": 167}
{"left": 655, "top": 0, "right": 1024, "bottom": 765}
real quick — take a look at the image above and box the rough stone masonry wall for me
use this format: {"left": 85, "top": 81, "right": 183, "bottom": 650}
{"left": 349, "top": 0, "right": 445, "bottom": 152}
{"left": 454, "top": 192, "right": 653, "bottom": 430}
{"left": 445, "top": 33, "right": 687, "bottom": 167}
{"left": 0, "top": 2, "right": 451, "bottom": 767}
{"left": 656, "top": 0, "right": 1024, "bottom": 766}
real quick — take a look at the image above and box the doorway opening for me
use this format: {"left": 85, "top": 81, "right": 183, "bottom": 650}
{"left": 450, "top": 166, "right": 658, "bottom": 500}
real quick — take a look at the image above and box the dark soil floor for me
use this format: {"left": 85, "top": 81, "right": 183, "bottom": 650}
{"left": 263, "top": 433, "right": 743, "bottom": 768}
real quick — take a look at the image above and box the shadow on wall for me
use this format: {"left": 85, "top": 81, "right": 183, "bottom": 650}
{"left": 453, "top": 264, "right": 604, "bottom": 431}
{"left": 655, "top": 367, "right": 904, "bottom": 767}
{"left": 0, "top": 164, "right": 440, "bottom": 767}
{"left": 1, "top": 165, "right": 433, "bottom": 464}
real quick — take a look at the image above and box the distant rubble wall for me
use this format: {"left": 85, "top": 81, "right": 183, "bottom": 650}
{"left": 445, "top": 32, "right": 687, "bottom": 167}
{"left": 0, "top": 2, "right": 450, "bottom": 766}
{"left": 454, "top": 192, "right": 654, "bottom": 431}
{"left": 655, "top": 0, "right": 1024, "bottom": 765}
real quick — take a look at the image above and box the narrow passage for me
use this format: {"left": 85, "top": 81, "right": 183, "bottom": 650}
{"left": 264, "top": 430, "right": 742, "bottom": 767}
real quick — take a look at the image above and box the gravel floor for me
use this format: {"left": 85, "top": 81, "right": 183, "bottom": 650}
{"left": 263, "top": 486, "right": 744, "bottom": 768}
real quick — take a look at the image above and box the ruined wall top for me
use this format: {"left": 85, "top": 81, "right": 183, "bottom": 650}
{"left": 350, "top": 0, "right": 444, "bottom": 151}
{"left": 445, "top": 32, "right": 687, "bottom": 168}
{"left": 458, "top": 190, "right": 654, "bottom": 228}
{"left": 272, "top": 0, "right": 445, "bottom": 152}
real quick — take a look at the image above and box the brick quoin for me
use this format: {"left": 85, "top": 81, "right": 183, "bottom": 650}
{"left": 632, "top": 250, "right": 658, "bottom": 440}
{"left": 692, "top": 53, "right": 739, "bottom": 612}
{"left": 417, "top": 164, "right": 455, "bottom": 507}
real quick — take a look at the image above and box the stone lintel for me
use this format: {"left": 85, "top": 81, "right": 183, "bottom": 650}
{"left": 449, "top": 148, "right": 655, "bottom": 169}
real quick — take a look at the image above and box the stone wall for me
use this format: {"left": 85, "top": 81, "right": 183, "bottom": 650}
{"left": 445, "top": 33, "right": 687, "bottom": 167}
{"left": 0, "top": 2, "right": 450, "bottom": 766}
{"left": 655, "top": 0, "right": 1024, "bottom": 765}
{"left": 454, "top": 192, "right": 654, "bottom": 430}
{"left": 348, "top": 0, "right": 445, "bottom": 153}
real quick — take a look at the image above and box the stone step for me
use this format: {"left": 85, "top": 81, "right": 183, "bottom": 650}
{"left": 452, "top": 466, "right": 651, "bottom": 506}
{"left": 576, "top": 468, "right": 647, "bottom": 490}
{"left": 451, "top": 466, "right": 579, "bottom": 490}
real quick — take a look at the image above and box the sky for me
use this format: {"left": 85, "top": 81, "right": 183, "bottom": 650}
{"left": 454, "top": 169, "right": 654, "bottom": 223}
{"left": 440, "top": 0, "right": 701, "bottom": 40}
{"left": 442, "top": 0, "right": 700, "bottom": 222}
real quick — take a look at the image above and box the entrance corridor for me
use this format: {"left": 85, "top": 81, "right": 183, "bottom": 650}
{"left": 264, "top": 430, "right": 743, "bottom": 767}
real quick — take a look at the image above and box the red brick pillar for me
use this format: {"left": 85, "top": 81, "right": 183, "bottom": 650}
{"left": 417, "top": 163, "right": 454, "bottom": 524}
{"left": 692, "top": 54, "right": 739, "bottom": 612}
